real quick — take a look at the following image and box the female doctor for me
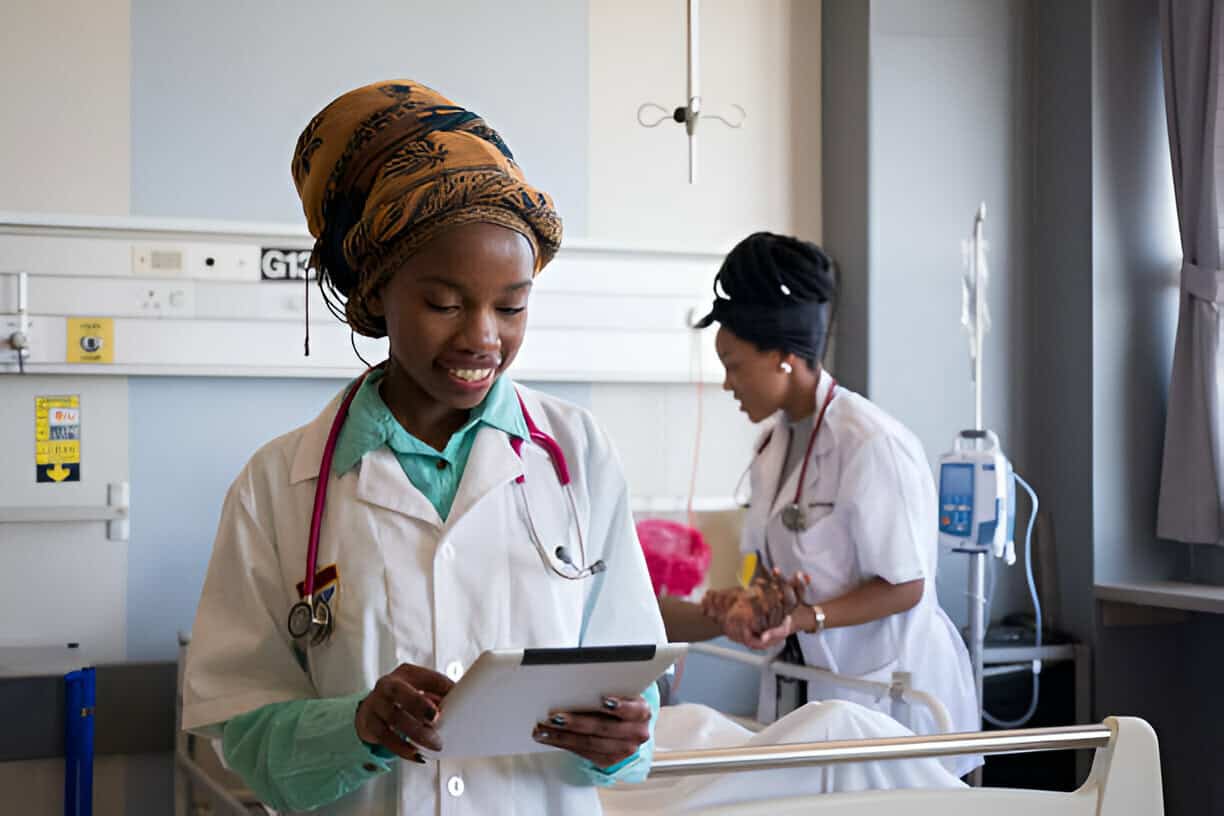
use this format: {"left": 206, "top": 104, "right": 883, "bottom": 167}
{"left": 689, "top": 233, "right": 980, "bottom": 776}
{"left": 182, "top": 80, "right": 666, "bottom": 815}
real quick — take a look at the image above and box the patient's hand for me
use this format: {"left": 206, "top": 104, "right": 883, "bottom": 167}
{"left": 751, "top": 569, "right": 810, "bottom": 626}
{"left": 700, "top": 586, "right": 747, "bottom": 621}
{"left": 721, "top": 570, "right": 813, "bottom": 649}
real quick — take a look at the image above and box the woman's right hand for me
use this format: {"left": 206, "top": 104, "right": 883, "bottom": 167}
{"left": 355, "top": 664, "right": 454, "bottom": 760}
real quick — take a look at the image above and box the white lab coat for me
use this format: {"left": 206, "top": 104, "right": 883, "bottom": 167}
{"left": 182, "top": 383, "right": 667, "bottom": 815}
{"left": 741, "top": 371, "right": 980, "bottom": 777}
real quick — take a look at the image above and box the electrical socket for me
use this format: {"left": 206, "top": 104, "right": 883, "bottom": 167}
{"left": 137, "top": 282, "right": 193, "bottom": 316}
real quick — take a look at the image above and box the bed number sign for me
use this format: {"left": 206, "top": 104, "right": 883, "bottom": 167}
{"left": 261, "top": 248, "right": 316, "bottom": 282}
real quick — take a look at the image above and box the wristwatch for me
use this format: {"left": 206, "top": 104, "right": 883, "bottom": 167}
{"left": 808, "top": 604, "right": 827, "bottom": 633}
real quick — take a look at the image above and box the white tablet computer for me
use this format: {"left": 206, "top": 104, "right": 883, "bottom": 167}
{"left": 429, "top": 643, "right": 686, "bottom": 759}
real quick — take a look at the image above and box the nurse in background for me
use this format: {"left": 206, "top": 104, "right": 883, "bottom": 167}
{"left": 667, "top": 232, "right": 980, "bottom": 777}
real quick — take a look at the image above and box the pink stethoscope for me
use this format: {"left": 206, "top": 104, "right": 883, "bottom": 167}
{"left": 287, "top": 368, "right": 605, "bottom": 645}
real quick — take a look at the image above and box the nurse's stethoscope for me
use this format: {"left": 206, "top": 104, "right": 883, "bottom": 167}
{"left": 288, "top": 368, "right": 605, "bottom": 645}
{"left": 733, "top": 380, "right": 838, "bottom": 534}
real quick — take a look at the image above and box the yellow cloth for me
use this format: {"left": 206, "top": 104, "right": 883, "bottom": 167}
{"left": 291, "top": 80, "right": 563, "bottom": 338}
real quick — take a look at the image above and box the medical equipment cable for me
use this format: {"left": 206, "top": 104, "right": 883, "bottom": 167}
{"left": 982, "top": 473, "right": 1042, "bottom": 729}
{"left": 687, "top": 323, "right": 704, "bottom": 530}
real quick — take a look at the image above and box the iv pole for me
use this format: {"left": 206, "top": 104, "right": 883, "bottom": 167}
{"left": 637, "top": 0, "right": 745, "bottom": 183}
{"left": 966, "top": 203, "right": 988, "bottom": 786}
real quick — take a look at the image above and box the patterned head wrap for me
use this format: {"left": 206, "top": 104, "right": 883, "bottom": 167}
{"left": 291, "top": 80, "right": 563, "bottom": 338}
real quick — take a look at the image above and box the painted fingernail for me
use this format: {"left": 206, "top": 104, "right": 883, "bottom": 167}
{"left": 425, "top": 706, "right": 439, "bottom": 724}
{"left": 412, "top": 752, "right": 428, "bottom": 764}
{"left": 534, "top": 729, "right": 550, "bottom": 741}
{"left": 602, "top": 697, "right": 619, "bottom": 711}
{"left": 550, "top": 714, "right": 567, "bottom": 726}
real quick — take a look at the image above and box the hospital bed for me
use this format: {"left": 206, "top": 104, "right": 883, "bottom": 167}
{"left": 174, "top": 641, "right": 1163, "bottom": 815}
{"left": 175, "top": 713, "right": 1162, "bottom": 816}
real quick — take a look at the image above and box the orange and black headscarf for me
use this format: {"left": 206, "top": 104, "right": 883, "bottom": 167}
{"left": 291, "top": 80, "right": 562, "bottom": 339}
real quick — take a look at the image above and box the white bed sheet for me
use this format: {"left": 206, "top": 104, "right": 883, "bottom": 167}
{"left": 599, "top": 701, "right": 965, "bottom": 814}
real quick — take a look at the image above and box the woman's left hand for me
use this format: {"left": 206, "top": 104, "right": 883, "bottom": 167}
{"left": 532, "top": 695, "right": 652, "bottom": 768}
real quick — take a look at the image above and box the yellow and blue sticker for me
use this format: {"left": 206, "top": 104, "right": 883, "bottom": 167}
{"left": 35, "top": 395, "right": 81, "bottom": 483}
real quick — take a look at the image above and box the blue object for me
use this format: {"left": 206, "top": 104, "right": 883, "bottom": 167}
{"left": 937, "top": 431, "right": 1016, "bottom": 562}
{"left": 937, "top": 462, "right": 975, "bottom": 537}
{"left": 64, "top": 667, "right": 95, "bottom": 816}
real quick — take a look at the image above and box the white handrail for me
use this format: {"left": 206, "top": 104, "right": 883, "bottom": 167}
{"left": 689, "top": 642, "right": 954, "bottom": 734}
{"left": 650, "top": 723, "right": 1112, "bottom": 777}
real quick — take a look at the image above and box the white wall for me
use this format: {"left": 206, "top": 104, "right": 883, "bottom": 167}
{"left": 131, "top": 0, "right": 590, "bottom": 231}
{"left": 0, "top": 0, "right": 130, "bottom": 215}
{"left": 588, "top": 0, "right": 822, "bottom": 247}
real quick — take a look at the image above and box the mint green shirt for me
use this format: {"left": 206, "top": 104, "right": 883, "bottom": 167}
{"left": 220, "top": 372, "right": 658, "bottom": 811}
{"left": 331, "top": 367, "right": 528, "bottom": 520}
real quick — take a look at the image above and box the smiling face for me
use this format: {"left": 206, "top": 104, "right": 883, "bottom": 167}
{"left": 715, "top": 326, "right": 792, "bottom": 423}
{"left": 371, "top": 221, "right": 535, "bottom": 415}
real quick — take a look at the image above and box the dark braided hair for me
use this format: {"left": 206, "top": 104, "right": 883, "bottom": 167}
{"left": 698, "top": 232, "right": 837, "bottom": 367}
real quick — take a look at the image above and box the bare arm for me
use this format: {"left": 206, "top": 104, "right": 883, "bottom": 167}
{"left": 723, "top": 576, "right": 924, "bottom": 648}
{"left": 658, "top": 595, "right": 726, "bottom": 642}
{"left": 797, "top": 577, "right": 923, "bottom": 631}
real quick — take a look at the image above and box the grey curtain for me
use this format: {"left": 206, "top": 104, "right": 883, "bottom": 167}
{"left": 1158, "top": 0, "right": 1224, "bottom": 546}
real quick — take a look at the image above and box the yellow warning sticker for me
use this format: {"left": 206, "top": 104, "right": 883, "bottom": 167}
{"left": 35, "top": 395, "right": 81, "bottom": 483}
{"left": 66, "top": 317, "right": 114, "bottom": 364}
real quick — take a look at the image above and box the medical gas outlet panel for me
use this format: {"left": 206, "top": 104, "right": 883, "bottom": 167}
{"left": 0, "top": 214, "right": 724, "bottom": 381}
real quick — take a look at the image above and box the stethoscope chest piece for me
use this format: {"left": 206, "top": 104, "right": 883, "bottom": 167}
{"left": 310, "top": 598, "right": 333, "bottom": 645}
{"left": 288, "top": 601, "right": 313, "bottom": 640}
{"left": 781, "top": 502, "right": 807, "bottom": 533}
{"left": 288, "top": 597, "right": 334, "bottom": 644}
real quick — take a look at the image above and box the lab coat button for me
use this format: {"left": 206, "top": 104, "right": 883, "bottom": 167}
{"left": 446, "top": 661, "right": 464, "bottom": 681}
{"left": 447, "top": 775, "right": 465, "bottom": 797}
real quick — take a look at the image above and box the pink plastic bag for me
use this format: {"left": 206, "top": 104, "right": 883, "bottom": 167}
{"left": 636, "top": 519, "right": 712, "bottom": 597}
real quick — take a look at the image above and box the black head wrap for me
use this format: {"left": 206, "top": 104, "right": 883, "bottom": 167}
{"left": 694, "top": 232, "right": 836, "bottom": 365}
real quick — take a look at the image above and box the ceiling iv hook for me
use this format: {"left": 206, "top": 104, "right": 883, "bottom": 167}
{"left": 635, "top": 0, "right": 746, "bottom": 183}
{"left": 637, "top": 103, "right": 673, "bottom": 128}
{"left": 704, "top": 104, "right": 747, "bottom": 129}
